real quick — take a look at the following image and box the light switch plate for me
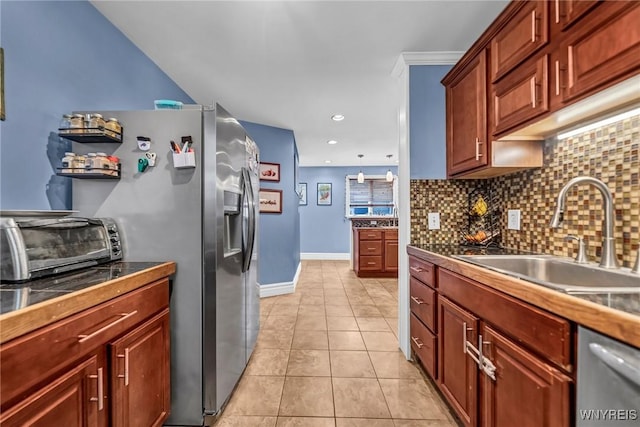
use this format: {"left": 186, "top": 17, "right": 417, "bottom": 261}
{"left": 428, "top": 212, "right": 441, "bottom": 230}
{"left": 508, "top": 209, "right": 521, "bottom": 230}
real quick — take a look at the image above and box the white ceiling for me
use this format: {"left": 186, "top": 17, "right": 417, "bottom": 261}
{"left": 91, "top": 0, "right": 507, "bottom": 166}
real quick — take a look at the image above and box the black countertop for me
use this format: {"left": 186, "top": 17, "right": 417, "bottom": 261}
{"left": 0, "top": 262, "right": 168, "bottom": 315}
{"left": 409, "top": 244, "right": 640, "bottom": 317}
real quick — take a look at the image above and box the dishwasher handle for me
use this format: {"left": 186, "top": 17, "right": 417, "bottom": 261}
{"left": 589, "top": 343, "right": 640, "bottom": 387}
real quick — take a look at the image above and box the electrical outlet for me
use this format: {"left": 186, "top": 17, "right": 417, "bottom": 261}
{"left": 508, "top": 209, "right": 521, "bottom": 230}
{"left": 428, "top": 212, "right": 441, "bottom": 230}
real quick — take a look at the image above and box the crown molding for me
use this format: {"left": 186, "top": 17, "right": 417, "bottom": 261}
{"left": 391, "top": 51, "right": 463, "bottom": 77}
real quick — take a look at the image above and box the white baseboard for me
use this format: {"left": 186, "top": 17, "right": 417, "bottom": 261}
{"left": 259, "top": 262, "right": 301, "bottom": 298}
{"left": 301, "top": 252, "right": 350, "bottom": 260}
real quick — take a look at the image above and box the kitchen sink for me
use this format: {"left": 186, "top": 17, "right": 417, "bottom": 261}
{"left": 453, "top": 255, "right": 640, "bottom": 294}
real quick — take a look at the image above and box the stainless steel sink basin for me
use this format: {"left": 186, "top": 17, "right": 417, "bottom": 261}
{"left": 453, "top": 255, "right": 640, "bottom": 294}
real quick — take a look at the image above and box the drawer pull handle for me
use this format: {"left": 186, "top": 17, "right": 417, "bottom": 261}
{"left": 367, "top": 247, "right": 376, "bottom": 251}
{"left": 367, "top": 262, "right": 376, "bottom": 265}
{"left": 410, "top": 266, "right": 424, "bottom": 273}
{"left": 411, "top": 336, "right": 424, "bottom": 349}
{"left": 117, "top": 347, "right": 130, "bottom": 386}
{"left": 367, "top": 234, "right": 377, "bottom": 238}
{"left": 410, "top": 296, "right": 425, "bottom": 305}
{"left": 77, "top": 310, "right": 138, "bottom": 343}
{"left": 88, "top": 367, "right": 104, "bottom": 411}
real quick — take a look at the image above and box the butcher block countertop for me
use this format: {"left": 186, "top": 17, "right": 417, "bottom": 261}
{"left": 0, "top": 261, "right": 176, "bottom": 344}
{"left": 408, "top": 245, "right": 640, "bottom": 348}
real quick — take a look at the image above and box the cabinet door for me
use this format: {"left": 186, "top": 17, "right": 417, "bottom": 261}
{"left": 438, "top": 297, "right": 479, "bottom": 427}
{"left": 493, "top": 55, "right": 549, "bottom": 135}
{"left": 0, "top": 356, "right": 99, "bottom": 427}
{"left": 446, "top": 50, "right": 488, "bottom": 176}
{"left": 110, "top": 309, "right": 170, "bottom": 427}
{"left": 490, "top": 0, "right": 548, "bottom": 81}
{"left": 559, "top": 1, "right": 640, "bottom": 103}
{"left": 554, "top": 0, "right": 600, "bottom": 30}
{"left": 384, "top": 239, "right": 398, "bottom": 272}
{"left": 480, "top": 325, "right": 572, "bottom": 427}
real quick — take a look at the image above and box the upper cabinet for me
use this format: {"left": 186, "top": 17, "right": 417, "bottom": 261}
{"left": 443, "top": 0, "right": 640, "bottom": 178}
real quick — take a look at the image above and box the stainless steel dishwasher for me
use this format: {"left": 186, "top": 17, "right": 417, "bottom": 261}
{"left": 577, "top": 327, "right": 640, "bottom": 426}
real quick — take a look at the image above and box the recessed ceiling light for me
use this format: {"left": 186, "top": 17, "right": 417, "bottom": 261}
{"left": 331, "top": 114, "right": 345, "bottom": 121}
{"left": 327, "top": 140, "right": 338, "bottom": 145}
{"left": 325, "top": 160, "right": 332, "bottom": 164}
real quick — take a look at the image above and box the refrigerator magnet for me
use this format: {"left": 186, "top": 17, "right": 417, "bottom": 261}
{"left": 145, "top": 152, "right": 157, "bottom": 167}
{"left": 138, "top": 157, "right": 149, "bottom": 172}
{"left": 137, "top": 136, "right": 152, "bottom": 151}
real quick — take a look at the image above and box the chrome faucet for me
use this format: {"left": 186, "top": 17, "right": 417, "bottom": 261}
{"left": 549, "top": 177, "right": 619, "bottom": 269}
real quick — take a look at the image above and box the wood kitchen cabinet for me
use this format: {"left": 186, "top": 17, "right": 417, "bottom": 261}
{"left": 443, "top": 0, "right": 640, "bottom": 178}
{"left": 0, "top": 279, "right": 171, "bottom": 427}
{"left": 352, "top": 227, "right": 398, "bottom": 277}
{"left": 0, "top": 356, "right": 101, "bottom": 427}
{"left": 407, "top": 248, "right": 575, "bottom": 427}
{"left": 110, "top": 310, "right": 170, "bottom": 427}
{"left": 445, "top": 50, "right": 488, "bottom": 176}
{"left": 438, "top": 296, "right": 478, "bottom": 427}
{"left": 481, "top": 324, "right": 572, "bottom": 427}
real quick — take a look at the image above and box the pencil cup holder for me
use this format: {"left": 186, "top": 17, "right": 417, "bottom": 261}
{"left": 172, "top": 151, "right": 196, "bottom": 169}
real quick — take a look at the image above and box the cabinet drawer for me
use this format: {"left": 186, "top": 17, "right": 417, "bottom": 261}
{"left": 0, "top": 279, "right": 169, "bottom": 408}
{"left": 438, "top": 269, "right": 572, "bottom": 371}
{"left": 408, "top": 256, "right": 436, "bottom": 288}
{"left": 384, "top": 229, "right": 398, "bottom": 240}
{"left": 410, "top": 313, "right": 437, "bottom": 380}
{"left": 410, "top": 278, "right": 437, "bottom": 333}
{"left": 359, "top": 240, "right": 382, "bottom": 256}
{"left": 359, "top": 230, "right": 383, "bottom": 240}
{"left": 359, "top": 256, "right": 382, "bottom": 271}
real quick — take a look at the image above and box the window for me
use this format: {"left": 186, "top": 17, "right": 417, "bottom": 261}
{"left": 345, "top": 175, "right": 397, "bottom": 217}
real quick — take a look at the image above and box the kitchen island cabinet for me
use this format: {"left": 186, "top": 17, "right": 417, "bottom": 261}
{"left": 352, "top": 227, "right": 398, "bottom": 277}
{"left": 0, "top": 262, "right": 175, "bottom": 427}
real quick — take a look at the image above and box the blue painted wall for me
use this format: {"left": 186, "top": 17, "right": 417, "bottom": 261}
{"left": 299, "top": 166, "right": 397, "bottom": 254}
{"left": 241, "top": 121, "right": 300, "bottom": 286}
{"left": 409, "top": 65, "right": 452, "bottom": 179}
{"left": 0, "top": 1, "right": 193, "bottom": 209}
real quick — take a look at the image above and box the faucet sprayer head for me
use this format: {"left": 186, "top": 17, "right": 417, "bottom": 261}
{"left": 549, "top": 210, "right": 564, "bottom": 228}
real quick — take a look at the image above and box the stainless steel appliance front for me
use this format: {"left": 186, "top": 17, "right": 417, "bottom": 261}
{"left": 71, "top": 105, "right": 259, "bottom": 426}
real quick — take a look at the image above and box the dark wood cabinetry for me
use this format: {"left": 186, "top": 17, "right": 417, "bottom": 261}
{"left": 352, "top": 227, "right": 398, "bottom": 277}
{"left": 407, "top": 251, "right": 575, "bottom": 427}
{"left": 438, "top": 296, "right": 478, "bottom": 427}
{"left": 0, "top": 279, "right": 171, "bottom": 427}
{"left": 446, "top": 50, "right": 488, "bottom": 176}
{"left": 480, "top": 325, "right": 572, "bottom": 427}
{"left": 443, "top": 0, "right": 640, "bottom": 178}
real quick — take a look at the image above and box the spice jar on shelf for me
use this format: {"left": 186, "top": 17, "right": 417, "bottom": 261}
{"left": 69, "top": 114, "right": 85, "bottom": 134}
{"left": 95, "top": 153, "right": 109, "bottom": 175}
{"left": 87, "top": 114, "right": 105, "bottom": 133}
{"left": 85, "top": 153, "right": 97, "bottom": 172}
{"left": 107, "top": 155, "right": 120, "bottom": 176}
{"left": 104, "top": 118, "right": 122, "bottom": 140}
{"left": 73, "top": 154, "right": 86, "bottom": 174}
{"left": 61, "top": 152, "right": 76, "bottom": 173}
{"left": 59, "top": 114, "right": 72, "bottom": 134}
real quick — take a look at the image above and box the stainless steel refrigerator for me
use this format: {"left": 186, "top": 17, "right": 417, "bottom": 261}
{"left": 71, "top": 104, "right": 260, "bottom": 426}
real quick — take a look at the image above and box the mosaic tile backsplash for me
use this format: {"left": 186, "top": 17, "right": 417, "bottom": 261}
{"left": 411, "top": 113, "right": 640, "bottom": 267}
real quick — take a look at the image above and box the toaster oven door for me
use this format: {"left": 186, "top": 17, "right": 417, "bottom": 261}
{"left": 17, "top": 218, "right": 112, "bottom": 276}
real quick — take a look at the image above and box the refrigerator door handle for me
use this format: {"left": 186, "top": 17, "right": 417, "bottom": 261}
{"left": 243, "top": 168, "right": 256, "bottom": 273}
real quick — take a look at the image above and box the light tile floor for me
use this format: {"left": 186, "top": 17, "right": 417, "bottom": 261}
{"left": 215, "top": 260, "right": 458, "bottom": 427}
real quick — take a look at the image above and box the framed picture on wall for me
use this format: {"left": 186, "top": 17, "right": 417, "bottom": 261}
{"left": 259, "top": 189, "right": 283, "bottom": 213}
{"left": 259, "top": 162, "right": 280, "bottom": 182}
{"left": 317, "top": 183, "right": 332, "bottom": 206}
{"left": 298, "top": 182, "right": 307, "bottom": 205}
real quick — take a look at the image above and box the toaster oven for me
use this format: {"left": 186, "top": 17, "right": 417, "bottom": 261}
{"left": 0, "top": 216, "right": 122, "bottom": 282}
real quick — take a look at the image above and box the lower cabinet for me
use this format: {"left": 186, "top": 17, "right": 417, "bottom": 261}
{"left": 0, "top": 355, "right": 101, "bottom": 427}
{"left": 438, "top": 296, "right": 478, "bottom": 427}
{"left": 480, "top": 325, "right": 572, "bottom": 427}
{"left": 407, "top": 252, "right": 574, "bottom": 427}
{"left": 110, "top": 310, "right": 170, "bottom": 427}
{"left": 353, "top": 227, "right": 398, "bottom": 277}
{"left": 0, "top": 279, "right": 171, "bottom": 427}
